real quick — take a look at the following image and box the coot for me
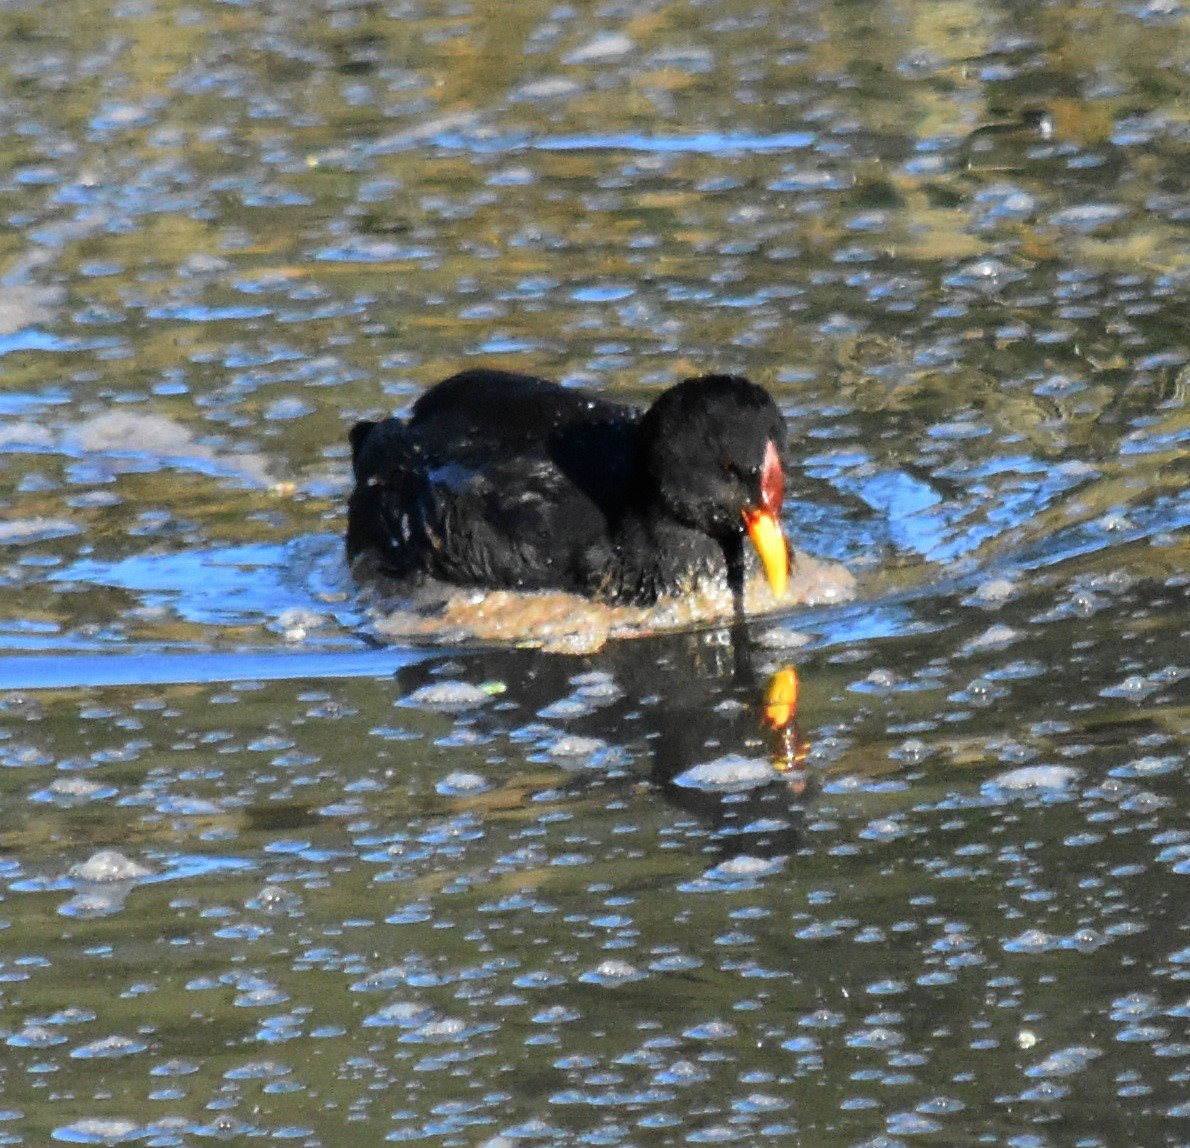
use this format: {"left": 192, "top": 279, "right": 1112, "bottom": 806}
{"left": 346, "top": 368, "right": 789, "bottom": 607}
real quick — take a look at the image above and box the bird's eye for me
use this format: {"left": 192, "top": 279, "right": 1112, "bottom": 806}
{"left": 721, "top": 460, "right": 758, "bottom": 484}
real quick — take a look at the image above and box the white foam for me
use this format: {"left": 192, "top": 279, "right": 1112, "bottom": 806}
{"left": 672, "top": 754, "right": 776, "bottom": 793}
{"left": 369, "top": 548, "right": 855, "bottom": 653}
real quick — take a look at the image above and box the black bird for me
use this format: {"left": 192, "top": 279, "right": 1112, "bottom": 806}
{"left": 345, "top": 368, "right": 789, "bottom": 607}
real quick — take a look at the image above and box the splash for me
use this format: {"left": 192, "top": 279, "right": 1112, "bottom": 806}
{"left": 366, "top": 548, "right": 855, "bottom": 654}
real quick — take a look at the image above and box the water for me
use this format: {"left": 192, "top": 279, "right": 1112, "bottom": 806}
{"left": 1, "top": 0, "right": 1187, "bottom": 1145}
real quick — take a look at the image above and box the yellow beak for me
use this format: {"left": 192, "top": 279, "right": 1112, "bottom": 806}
{"left": 742, "top": 507, "right": 789, "bottom": 599}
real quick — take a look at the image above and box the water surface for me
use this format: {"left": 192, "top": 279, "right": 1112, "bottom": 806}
{"left": 0, "top": 0, "right": 1187, "bottom": 1145}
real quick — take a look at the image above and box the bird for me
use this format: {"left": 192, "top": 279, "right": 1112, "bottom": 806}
{"left": 345, "top": 367, "right": 789, "bottom": 608}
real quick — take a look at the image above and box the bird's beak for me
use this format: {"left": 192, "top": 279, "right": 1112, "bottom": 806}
{"left": 742, "top": 439, "right": 789, "bottom": 599}
{"left": 743, "top": 506, "right": 788, "bottom": 599}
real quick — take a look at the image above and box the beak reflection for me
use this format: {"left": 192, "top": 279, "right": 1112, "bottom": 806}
{"left": 761, "top": 665, "right": 810, "bottom": 790}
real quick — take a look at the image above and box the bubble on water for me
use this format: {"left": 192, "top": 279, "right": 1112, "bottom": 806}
{"left": 264, "top": 397, "right": 312, "bottom": 421}
{"left": 547, "top": 735, "right": 610, "bottom": 766}
{"left": 929, "top": 419, "right": 990, "bottom": 441}
{"left": 1024, "top": 1045, "right": 1103, "bottom": 1077}
{"left": 1110, "top": 992, "right": 1158, "bottom": 1022}
{"left": 270, "top": 607, "right": 326, "bottom": 641}
{"left": 756, "top": 627, "right": 812, "bottom": 649}
{"left": 246, "top": 884, "right": 304, "bottom": 915}
{"left": 1148, "top": 664, "right": 1187, "bottom": 686}
{"left": 1120, "top": 790, "right": 1171, "bottom": 814}
{"left": 943, "top": 258, "right": 1027, "bottom": 291}
{"left": 1097, "top": 511, "right": 1135, "bottom": 532}
{"left": 1065, "top": 927, "right": 1107, "bottom": 953}
{"left": 860, "top": 817, "right": 908, "bottom": 842}
{"left": 973, "top": 182, "right": 1038, "bottom": 220}
{"left": 671, "top": 754, "right": 775, "bottom": 793}
{"left": 7, "top": 1023, "right": 69, "bottom": 1048}
{"left": 52, "top": 1118, "right": 144, "bottom": 1144}
{"left": 961, "top": 624, "right": 1022, "bottom": 654}
{"left": 363, "top": 1001, "right": 437, "bottom": 1028}
{"left": 949, "top": 676, "right": 1008, "bottom": 706}
{"left": 850, "top": 667, "right": 900, "bottom": 693}
{"left": 59, "top": 889, "right": 131, "bottom": 919}
{"left": 70, "top": 1034, "right": 149, "bottom": 1059}
{"left": 888, "top": 1110, "right": 943, "bottom": 1135}
{"left": 648, "top": 952, "right": 703, "bottom": 973}
{"left": 652, "top": 1058, "right": 711, "bottom": 1087}
{"left": 798, "top": 1010, "right": 844, "bottom": 1030}
{"left": 150, "top": 1058, "right": 201, "bottom": 1076}
{"left": 349, "top": 967, "right": 411, "bottom": 993}
{"left": 436, "top": 770, "right": 492, "bottom": 796}
{"left": 564, "top": 32, "right": 635, "bottom": 64}
{"left": 194, "top": 1116, "right": 259, "bottom": 1140}
{"left": 781, "top": 1035, "right": 821, "bottom": 1054}
{"left": 0, "top": 517, "right": 82, "bottom": 545}
{"left": 65, "top": 411, "right": 273, "bottom": 485}
{"left": 69, "top": 851, "right": 153, "bottom": 883}
{"left": 223, "top": 1059, "right": 292, "bottom": 1080}
{"left": 1111, "top": 755, "right": 1180, "bottom": 783}
{"left": 537, "top": 697, "right": 593, "bottom": 719}
{"left": 29, "top": 777, "right": 118, "bottom": 805}
{"left": 889, "top": 738, "right": 933, "bottom": 764}
{"left": 845, "top": 1025, "right": 904, "bottom": 1049}
{"left": 401, "top": 1016, "right": 492, "bottom": 1044}
{"left": 983, "top": 766, "right": 1080, "bottom": 797}
{"left": 570, "top": 670, "right": 621, "bottom": 702}
{"left": 401, "top": 680, "right": 492, "bottom": 711}
{"left": 1002, "top": 929, "right": 1054, "bottom": 954}
{"left": 1099, "top": 674, "right": 1157, "bottom": 701}
{"left": 233, "top": 982, "right": 289, "bottom": 1007}
{"left": 866, "top": 979, "right": 907, "bottom": 996}
{"left": 156, "top": 795, "right": 222, "bottom": 816}
{"left": 709, "top": 854, "right": 787, "bottom": 887}
{"left": 683, "top": 1020, "right": 737, "bottom": 1041}
{"left": 1049, "top": 203, "right": 1128, "bottom": 232}
{"left": 514, "top": 969, "right": 568, "bottom": 989}
{"left": 531, "top": 1004, "right": 581, "bottom": 1025}
{"left": 579, "top": 959, "right": 645, "bottom": 987}
{"left": 45, "top": 1006, "right": 96, "bottom": 1026}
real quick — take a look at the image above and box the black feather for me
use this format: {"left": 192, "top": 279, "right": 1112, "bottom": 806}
{"left": 345, "top": 368, "right": 787, "bottom": 605}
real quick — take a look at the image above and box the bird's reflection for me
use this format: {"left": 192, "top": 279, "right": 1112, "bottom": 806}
{"left": 390, "top": 624, "right": 815, "bottom": 859}
{"left": 762, "top": 665, "right": 811, "bottom": 786}
{"left": 646, "top": 651, "right": 811, "bottom": 859}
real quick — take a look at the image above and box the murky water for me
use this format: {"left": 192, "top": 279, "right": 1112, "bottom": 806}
{"left": 1, "top": 0, "right": 1187, "bottom": 1145}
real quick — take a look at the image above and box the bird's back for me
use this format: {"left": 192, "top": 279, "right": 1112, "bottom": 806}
{"left": 348, "top": 369, "right": 638, "bottom": 592}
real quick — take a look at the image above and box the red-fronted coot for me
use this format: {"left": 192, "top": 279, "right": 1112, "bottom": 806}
{"left": 346, "top": 368, "right": 789, "bottom": 606}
